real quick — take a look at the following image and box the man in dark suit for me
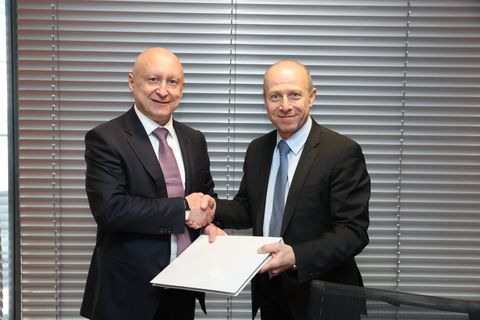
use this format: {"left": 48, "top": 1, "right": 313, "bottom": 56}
{"left": 80, "top": 47, "right": 225, "bottom": 320}
{"left": 214, "top": 60, "right": 371, "bottom": 320}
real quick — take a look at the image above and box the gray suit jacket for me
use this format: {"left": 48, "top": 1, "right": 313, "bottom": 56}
{"left": 80, "top": 106, "right": 215, "bottom": 320}
{"left": 215, "top": 118, "right": 370, "bottom": 320}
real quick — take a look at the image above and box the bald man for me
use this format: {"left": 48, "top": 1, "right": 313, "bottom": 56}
{"left": 214, "top": 60, "right": 371, "bottom": 320}
{"left": 80, "top": 48, "right": 226, "bottom": 320}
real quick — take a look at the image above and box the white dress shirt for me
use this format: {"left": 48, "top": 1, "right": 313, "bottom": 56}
{"left": 134, "top": 105, "right": 185, "bottom": 262}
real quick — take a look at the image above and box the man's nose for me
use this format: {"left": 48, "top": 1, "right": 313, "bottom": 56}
{"left": 156, "top": 82, "right": 168, "bottom": 96}
{"left": 279, "top": 95, "right": 291, "bottom": 110}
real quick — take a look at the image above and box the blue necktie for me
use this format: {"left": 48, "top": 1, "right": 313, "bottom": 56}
{"left": 269, "top": 140, "right": 290, "bottom": 237}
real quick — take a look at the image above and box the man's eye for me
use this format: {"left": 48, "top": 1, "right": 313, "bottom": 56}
{"left": 168, "top": 80, "right": 177, "bottom": 85}
{"left": 149, "top": 78, "right": 158, "bottom": 82}
{"left": 271, "top": 94, "right": 280, "bottom": 100}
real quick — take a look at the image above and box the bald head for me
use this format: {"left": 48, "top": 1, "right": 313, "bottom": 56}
{"left": 263, "top": 60, "right": 313, "bottom": 94}
{"left": 128, "top": 47, "right": 185, "bottom": 125}
{"left": 132, "top": 47, "right": 184, "bottom": 79}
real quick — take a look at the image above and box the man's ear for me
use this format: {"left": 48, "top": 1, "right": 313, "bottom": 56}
{"left": 309, "top": 87, "right": 317, "bottom": 106}
{"left": 128, "top": 73, "right": 134, "bottom": 93}
{"left": 179, "top": 79, "right": 185, "bottom": 97}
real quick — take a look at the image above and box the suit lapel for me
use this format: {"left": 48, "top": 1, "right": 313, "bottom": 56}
{"left": 173, "top": 121, "right": 193, "bottom": 195}
{"left": 255, "top": 132, "right": 276, "bottom": 236}
{"left": 124, "top": 107, "right": 167, "bottom": 197}
{"left": 281, "top": 120, "right": 322, "bottom": 235}
{"left": 173, "top": 120, "right": 198, "bottom": 241}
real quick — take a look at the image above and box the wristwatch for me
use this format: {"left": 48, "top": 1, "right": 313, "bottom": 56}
{"left": 183, "top": 198, "right": 191, "bottom": 220}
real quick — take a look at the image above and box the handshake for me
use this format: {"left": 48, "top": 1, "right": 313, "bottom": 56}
{"left": 184, "top": 192, "right": 216, "bottom": 229}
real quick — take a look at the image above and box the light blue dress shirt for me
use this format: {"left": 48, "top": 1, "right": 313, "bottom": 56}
{"left": 263, "top": 117, "right": 313, "bottom": 236}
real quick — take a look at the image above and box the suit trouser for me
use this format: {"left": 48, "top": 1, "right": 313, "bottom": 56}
{"left": 257, "top": 273, "right": 294, "bottom": 320}
{"left": 153, "top": 289, "right": 196, "bottom": 320}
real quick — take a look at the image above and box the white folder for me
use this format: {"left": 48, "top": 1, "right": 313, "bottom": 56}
{"left": 151, "top": 235, "right": 283, "bottom": 296}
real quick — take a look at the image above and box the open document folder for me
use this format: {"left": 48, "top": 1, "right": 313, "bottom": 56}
{"left": 151, "top": 235, "right": 283, "bottom": 296}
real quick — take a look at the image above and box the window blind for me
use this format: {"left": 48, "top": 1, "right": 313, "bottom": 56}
{"left": 2, "top": 0, "right": 11, "bottom": 318}
{"left": 389, "top": 0, "right": 480, "bottom": 298}
{"left": 14, "top": 0, "right": 479, "bottom": 319}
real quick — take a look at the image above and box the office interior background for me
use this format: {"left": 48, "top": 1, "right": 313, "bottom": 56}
{"left": 1, "top": 0, "right": 479, "bottom": 319}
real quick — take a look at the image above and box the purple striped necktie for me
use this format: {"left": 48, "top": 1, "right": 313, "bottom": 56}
{"left": 152, "top": 127, "right": 191, "bottom": 256}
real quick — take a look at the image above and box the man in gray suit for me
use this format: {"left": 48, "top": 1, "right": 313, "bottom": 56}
{"left": 214, "top": 60, "right": 371, "bottom": 320}
{"left": 81, "top": 47, "right": 225, "bottom": 320}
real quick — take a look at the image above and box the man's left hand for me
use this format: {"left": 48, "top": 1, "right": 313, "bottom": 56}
{"left": 257, "top": 243, "right": 296, "bottom": 276}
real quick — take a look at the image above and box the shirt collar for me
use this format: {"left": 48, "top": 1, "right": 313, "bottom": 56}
{"left": 134, "top": 104, "right": 175, "bottom": 137}
{"left": 277, "top": 116, "right": 312, "bottom": 155}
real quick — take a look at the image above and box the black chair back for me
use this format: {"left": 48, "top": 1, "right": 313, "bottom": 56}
{"left": 308, "top": 280, "right": 480, "bottom": 320}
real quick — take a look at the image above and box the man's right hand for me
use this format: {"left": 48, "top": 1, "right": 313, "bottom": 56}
{"left": 184, "top": 193, "right": 215, "bottom": 228}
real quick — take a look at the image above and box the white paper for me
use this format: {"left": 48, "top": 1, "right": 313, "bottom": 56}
{"left": 151, "top": 235, "right": 283, "bottom": 296}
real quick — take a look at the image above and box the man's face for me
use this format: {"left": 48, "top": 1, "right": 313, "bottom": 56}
{"left": 263, "top": 62, "right": 317, "bottom": 140}
{"left": 128, "top": 48, "right": 185, "bottom": 126}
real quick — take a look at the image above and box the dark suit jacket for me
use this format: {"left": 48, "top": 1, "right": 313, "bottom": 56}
{"left": 80, "top": 107, "right": 215, "bottom": 320}
{"left": 215, "top": 118, "right": 370, "bottom": 320}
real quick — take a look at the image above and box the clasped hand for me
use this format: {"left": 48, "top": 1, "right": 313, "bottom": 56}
{"left": 184, "top": 193, "right": 215, "bottom": 229}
